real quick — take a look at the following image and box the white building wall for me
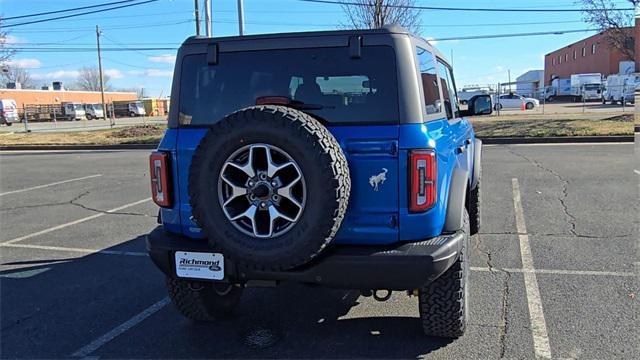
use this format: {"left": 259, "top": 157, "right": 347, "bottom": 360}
{"left": 516, "top": 70, "right": 544, "bottom": 97}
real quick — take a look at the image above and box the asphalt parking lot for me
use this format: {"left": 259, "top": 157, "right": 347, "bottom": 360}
{"left": 1, "top": 143, "right": 637, "bottom": 359}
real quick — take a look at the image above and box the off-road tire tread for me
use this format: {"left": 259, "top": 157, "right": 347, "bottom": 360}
{"left": 419, "top": 211, "right": 470, "bottom": 338}
{"left": 166, "top": 277, "right": 242, "bottom": 322}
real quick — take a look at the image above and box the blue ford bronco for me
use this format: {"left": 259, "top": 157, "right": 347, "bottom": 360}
{"left": 147, "top": 25, "right": 492, "bottom": 338}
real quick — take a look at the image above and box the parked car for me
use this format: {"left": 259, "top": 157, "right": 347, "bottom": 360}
{"left": 0, "top": 98, "right": 20, "bottom": 126}
{"left": 146, "top": 25, "right": 493, "bottom": 339}
{"left": 494, "top": 93, "right": 539, "bottom": 110}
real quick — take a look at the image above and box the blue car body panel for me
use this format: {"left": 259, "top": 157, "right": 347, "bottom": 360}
{"left": 159, "top": 114, "right": 475, "bottom": 245}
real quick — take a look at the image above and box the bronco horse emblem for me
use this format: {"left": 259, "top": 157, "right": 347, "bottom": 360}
{"left": 369, "top": 168, "right": 388, "bottom": 191}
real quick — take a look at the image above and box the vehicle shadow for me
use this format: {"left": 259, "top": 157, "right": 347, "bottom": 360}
{"left": 0, "top": 234, "right": 164, "bottom": 359}
{"left": 1, "top": 234, "right": 455, "bottom": 359}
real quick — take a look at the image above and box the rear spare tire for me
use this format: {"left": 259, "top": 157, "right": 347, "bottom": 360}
{"left": 189, "top": 105, "right": 351, "bottom": 271}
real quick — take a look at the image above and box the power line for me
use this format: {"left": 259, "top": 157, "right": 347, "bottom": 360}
{"left": 5, "top": 27, "right": 601, "bottom": 51}
{"left": 3, "top": 0, "right": 139, "bottom": 20}
{"left": 34, "top": 10, "right": 195, "bottom": 23}
{"left": 10, "top": 20, "right": 194, "bottom": 33}
{"left": 432, "top": 28, "right": 598, "bottom": 41}
{"left": 6, "top": 47, "right": 178, "bottom": 52}
{"left": 102, "top": 56, "right": 173, "bottom": 69}
{"left": 297, "top": 0, "right": 635, "bottom": 12}
{"left": 8, "top": 17, "right": 591, "bottom": 34}
{"left": 3, "top": 0, "right": 160, "bottom": 28}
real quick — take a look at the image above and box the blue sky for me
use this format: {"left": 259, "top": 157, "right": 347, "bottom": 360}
{"left": 1, "top": 0, "right": 635, "bottom": 96}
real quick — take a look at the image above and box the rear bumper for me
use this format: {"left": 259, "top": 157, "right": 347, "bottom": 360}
{"left": 146, "top": 226, "right": 463, "bottom": 290}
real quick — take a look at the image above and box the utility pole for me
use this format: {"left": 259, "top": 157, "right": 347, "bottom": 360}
{"left": 237, "top": 0, "right": 245, "bottom": 36}
{"left": 507, "top": 69, "right": 511, "bottom": 93}
{"left": 96, "top": 25, "right": 107, "bottom": 123}
{"left": 194, "top": 0, "right": 201, "bottom": 35}
{"left": 204, "top": 0, "right": 212, "bottom": 37}
{"left": 450, "top": 49, "right": 454, "bottom": 68}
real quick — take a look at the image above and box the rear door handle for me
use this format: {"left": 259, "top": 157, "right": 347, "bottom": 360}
{"left": 456, "top": 146, "right": 466, "bottom": 154}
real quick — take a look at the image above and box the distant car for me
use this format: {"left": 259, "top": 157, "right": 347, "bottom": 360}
{"left": 494, "top": 93, "right": 539, "bottom": 110}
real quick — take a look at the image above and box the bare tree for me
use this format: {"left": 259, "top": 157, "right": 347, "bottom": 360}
{"left": 118, "top": 87, "right": 145, "bottom": 99}
{"left": 1, "top": 65, "right": 35, "bottom": 88}
{"left": 339, "top": 0, "right": 422, "bottom": 34}
{"left": 75, "top": 66, "right": 111, "bottom": 91}
{"left": 580, "top": 0, "right": 638, "bottom": 59}
{"left": 0, "top": 17, "right": 15, "bottom": 63}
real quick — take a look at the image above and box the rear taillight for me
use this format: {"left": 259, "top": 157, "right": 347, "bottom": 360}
{"left": 409, "top": 149, "right": 436, "bottom": 212}
{"left": 149, "top": 151, "right": 172, "bottom": 207}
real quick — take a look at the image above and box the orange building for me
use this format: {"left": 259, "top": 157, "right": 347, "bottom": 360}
{"left": 0, "top": 88, "right": 137, "bottom": 111}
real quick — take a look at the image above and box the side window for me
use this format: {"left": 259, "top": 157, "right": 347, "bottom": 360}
{"left": 437, "top": 60, "right": 460, "bottom": 119}
{"left": 416, "top": 47, "right": 441, "bottom": 115}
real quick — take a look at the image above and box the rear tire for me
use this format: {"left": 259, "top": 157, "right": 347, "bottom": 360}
{"left": 419, "top": 210, "right": 470, "bottom": 338}
{"left": 5, "top": 122, "right": 12, "bottom": 127}
{"left": 525, "top": 102, "right": 534, "bottom": 110}
{"left": 166, "top": 277, "right": 243, "bottom": 322}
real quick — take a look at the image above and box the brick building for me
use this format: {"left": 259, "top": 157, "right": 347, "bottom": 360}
{"left": 544, "top": 18, "right": 638, "bottom": 85}
{"left": 0, "top": 88, "right": 137, "bottom": 111}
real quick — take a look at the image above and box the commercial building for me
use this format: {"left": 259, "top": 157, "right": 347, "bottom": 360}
{"left": 544, "top": 18, "right": 639, "bottom": 85}
{"left": 515, "top": 70, "right": 544, "bottom": 97}
{"left": 0, "top": 88, "right": 137, "bottom": 110}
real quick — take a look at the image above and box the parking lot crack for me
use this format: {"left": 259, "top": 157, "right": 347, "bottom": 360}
{"left": 474, "top": 234, "right": 496, "bottom": 272}
{"left": 474, "top": 236, "right": 511, "bottom": 357}
{"left": 70, "top": 192, "right": 151, "bottom": 217}
{"left": 497, "top": 270, "right": 511, "bottom": 359}
{"left": 506, "top": 147, "right": 578, "bottom": 236}
{"left": 0, "top": 191, "right": 91, "bottom": 212}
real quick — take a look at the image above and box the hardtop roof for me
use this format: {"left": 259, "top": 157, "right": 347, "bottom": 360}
{"left": 182, "top": 24, "right": 413, "bottom": 45}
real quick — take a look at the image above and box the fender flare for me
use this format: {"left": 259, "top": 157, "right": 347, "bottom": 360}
{"left": 471, "top": 139, "right": 482, "bottom": 190}
{"left": 443, "top": 168, "right": 469, "bottom": 232}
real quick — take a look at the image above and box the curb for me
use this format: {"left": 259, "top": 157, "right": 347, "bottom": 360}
{"left": 480, "top": 136, "right": 634, "bottom": 144}
{"left": 0, "top": 143, "right": 158, "bottom": 151}
{"left": 0, "top": 135, "right": 634, "bottom": 150}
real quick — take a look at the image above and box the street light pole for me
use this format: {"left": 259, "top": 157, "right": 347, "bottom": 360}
{"left": 204, "top": 0, "right": 212, "bottom": 37}
{"left": 194, "top": 0, "right": 201, "bottom": 35}
{"left": 237, "top": 0, "right": 245, "bottom": 36}
{"left": 96, "top": 25, "right": 107, "bottom": 123}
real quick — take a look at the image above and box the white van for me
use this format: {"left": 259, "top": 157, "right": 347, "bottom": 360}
{"left": 0, "top": 99, "right": 20, "bottom": 126}
{"left": 84, "top": 103, "right": 105, "bottom": 120}
{"left": 603, "top": 74, "right": 639, "bottom": 105}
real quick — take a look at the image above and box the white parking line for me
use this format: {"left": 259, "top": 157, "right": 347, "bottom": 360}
{"left": 470, "top": 266, "right": 634, "bottom": 277}
{"left": 0, "top": 174, "right": 103, "bottom": 197}
{"left": 71, "top": 297, "right": 170, "bottom": 358}
{"left": 512, "top": 178, "right": 552, "bottom": 359}
{"left": 634, "top": 169, "right": 640, "bottom": 175}
{"left": 0, "top": 243, "right": 147, "bottom": 256}
{"left": 0, "top": 198, "right": 152, "bottom": 245}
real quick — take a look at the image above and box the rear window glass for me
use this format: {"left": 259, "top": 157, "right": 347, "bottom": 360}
{"left": 178, "top": 46, "right": 399, "bottom": 125}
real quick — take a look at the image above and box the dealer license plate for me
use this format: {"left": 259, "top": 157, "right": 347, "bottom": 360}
{"left": 175, "top": 251, "right": 224, "bottom": 280}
